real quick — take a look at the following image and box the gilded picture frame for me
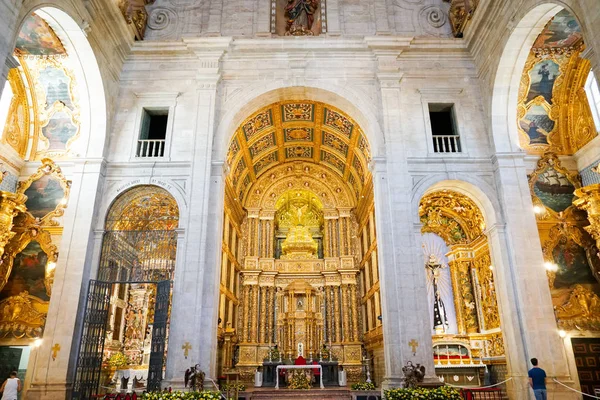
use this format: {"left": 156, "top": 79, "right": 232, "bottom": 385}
{"left": 0, "top": 226, "right": 58, "bottom": 298}
{"left": 17, "top": 158, "right": 71, "bottom": 226}
{"left": 517, "top": 53, "right": 567, "bottom": 153}
{"left": 528, "top": 152, "right": 581, "bottom": 219}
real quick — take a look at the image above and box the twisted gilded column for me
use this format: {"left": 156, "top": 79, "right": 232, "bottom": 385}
{"left": 341, "top": 284, "right": 350, "bottom": 342}
{"left": 333, "top": 286, "right": 341, "bottom": 342}
{"left": 251, "top": 285, "right": 259, "bottom": 342}
{"left": 350, "top": 284, "right": 359, "bottom": 342}
{"left": 241, "top": 284, "right": 251, "bottom": 342}
{"left": 267, "top": 286, "right": 275, "bottom": 343}
{"left": 447, "top": 247, "right": 479, "bottom": 334}
{"left": 259, "top": 286, "right": 267, "bottom": 343}
{"left": 0, "top": 191, "right": 26, "bottom": 261}
{"left": 574, "top": 184, "right": 600, "bottom": 251}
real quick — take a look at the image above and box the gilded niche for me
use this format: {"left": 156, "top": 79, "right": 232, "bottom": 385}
{"left": 276, "top": 189, "right": 323, "bottom": 260}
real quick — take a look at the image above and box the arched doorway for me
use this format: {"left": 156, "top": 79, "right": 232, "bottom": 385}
{"left": 72, "top": 185, "right": 179, "bottom": 399}
{"left": 216, "top": 100, "right": 382, "bottom": 387}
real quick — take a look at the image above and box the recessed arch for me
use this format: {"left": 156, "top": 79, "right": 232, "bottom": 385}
{"left": 2, "top": 5, "right": 107, "bottom": 160}
{"left": 490, "top": 2, "right": 595, "bottom": 153}
{"left": 412, "top": 175, "right": 502, "bottom": 228}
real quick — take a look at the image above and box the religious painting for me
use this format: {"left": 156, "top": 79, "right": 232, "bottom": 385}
{"left": 23, "top": 174, "right": 65, "bottom": 219}
{"left": 533, "top": 166, "right": 575, "bottom": 213}
{"left": 552, "top": 238, "right": 596, "bottom": 289}
{"left": 532, "top": 10, "right": 583, "bottom": 49}
{"left": 0, "top": 241, "right": 50, "bottom": 302}
{"left": 519, "top": 105, "right": 554, "bottom": 145}
{"left": 274, "top": 0, "right": 323, "bottom": 36}
{"left": 38, "top": 67, "right": 73, "bottom": 109}
{"left": 526, "top": 60, "right": 559, "bottom": 103}
{"left": 14, "top": 14, "right": 66, "bottom": 56}
{"left": 42, "top": 111, "right": 78, "bottom": 150}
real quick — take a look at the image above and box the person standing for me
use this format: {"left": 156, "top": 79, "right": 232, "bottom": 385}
{"left": 528, "top": 358, "right": 547, "bottom": 400}
{"left": 0, "top": 371, "right": 21, "bottom": 400}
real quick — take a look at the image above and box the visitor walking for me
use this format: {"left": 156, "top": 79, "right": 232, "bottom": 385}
{"left": 0, "top": 371, "right": 21, "bottom": 400}
{"left": 528, "top": 358, "right": 547, "bottom": 400}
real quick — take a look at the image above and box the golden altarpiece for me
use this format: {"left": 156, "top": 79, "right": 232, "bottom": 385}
{"left": 217, "top": 101, "right": 380, "bottom": 384}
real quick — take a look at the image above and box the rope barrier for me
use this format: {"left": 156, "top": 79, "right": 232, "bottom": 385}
{"left": 443, "top": 377, "right": 512, "bottom": 389}
{"left": 552, "top": 378, "right": 600, "bottom": 399}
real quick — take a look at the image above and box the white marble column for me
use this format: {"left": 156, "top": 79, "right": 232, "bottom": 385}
{"left": 163, "top": 51, "right": 227, "bottom": 385}
{"left": 489, "top": 153, "right": 578, "bottom": 399}
{"left": 26, "top": 159, "right": 106, "bottom": 400}
{"left": 0, "top": 0, "right": 20, "bottom": 96}
{"left": 369, "top": 42, "right": 436, "bottom": 387}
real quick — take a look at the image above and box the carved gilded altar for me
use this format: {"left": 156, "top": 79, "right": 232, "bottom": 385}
{"left": 220, "top": 101, "right": 374, "bottom": 384}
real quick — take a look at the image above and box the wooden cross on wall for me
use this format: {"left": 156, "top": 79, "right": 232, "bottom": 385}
{"left": 408, "top": 339, "right": 418, "bottom": 356}
{"left": 51, "top": 343, "right": 60, "bottom": 361}
{"left": 182, "top": 342, "right": 192, "bottom": 359}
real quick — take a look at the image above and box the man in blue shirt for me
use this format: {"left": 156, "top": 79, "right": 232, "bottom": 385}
{"left": 528, "top": 358, "right": 547, "bottom": 400}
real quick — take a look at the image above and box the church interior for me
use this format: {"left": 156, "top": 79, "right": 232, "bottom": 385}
{"left": 0, "top": 0, "right": 599, "bottom": 399}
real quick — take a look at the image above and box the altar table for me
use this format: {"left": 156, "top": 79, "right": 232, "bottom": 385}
{"left": 275, "top": 365, "right": 324, "bottom": 389}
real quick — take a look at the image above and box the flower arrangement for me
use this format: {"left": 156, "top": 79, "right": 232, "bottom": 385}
{"left": 141, "top": 391, "right": 222, "bottom": 400}
{"left": 384, "top": 386, "right": 462, "bottom": 400}
{"left": 351, "top": 382, "right": 376, "bottom": 391}
{"left": 221, "top": 382, "right": 245, "bottom": 392}
{"left": 287, "top": 370, "right": 312, "bottom": 390}
{"left": 106, "top": 352, "right": 129, "bottom": 369}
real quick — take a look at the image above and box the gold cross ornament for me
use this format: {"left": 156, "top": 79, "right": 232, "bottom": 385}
{"left": 51, "top": 343, "right": 61, "bottom": 361}
{"left": 408, "top": 339, "right": 418, "bottom": 356}
{"left": 182, "top": 342, "right": 192, "bottom": 359}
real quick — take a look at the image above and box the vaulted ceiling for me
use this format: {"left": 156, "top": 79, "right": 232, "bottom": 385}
{"left": 226, "top": 101, "right": 372, "bottom": 205}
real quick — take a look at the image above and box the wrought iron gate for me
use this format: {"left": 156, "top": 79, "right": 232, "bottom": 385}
{"left": 147, "top": 280, "right": 171, "bottom": 391}
{"left": 72, "top": 230, "right": 177, "bottom": 399}
{"left": 72, "top": 280, "right": 112, "bottom": 400}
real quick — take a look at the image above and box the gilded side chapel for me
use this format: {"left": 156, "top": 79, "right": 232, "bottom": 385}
{"left": 0, "top": 0, "right": 599, "bottom": 399}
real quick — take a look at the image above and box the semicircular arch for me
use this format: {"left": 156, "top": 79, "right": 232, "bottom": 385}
{"left": 412, "top": 176, "right": 502, "bottom": 228}
{"left": 489, "top": 1, "right": 592, "bottom": 153}
{"left": 11, "top": 3, "right": 109, "bottom": 159}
